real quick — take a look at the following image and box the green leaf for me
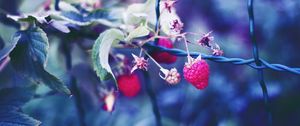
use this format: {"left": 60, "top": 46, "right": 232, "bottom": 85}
{"left": 0, "top": 86, "right": 41, "bottom": 126}
{"left": 58, "top": 1, "right": 80, "bottom": 13}
{"left": 124, "top": 0, "right": 155, "bottom": 25}
{"left": 9, "top": 27, "right": 71, "bottom": 95}
{"left": 123, "top": 0, "right": 182, "bottom": 35}
{"left": 92, "top": 28, "right": 124, "bottom": 82}
{"left": 7, "top": 14, "right": 47, "bottom": 24}
{"left": 51, "top": 9, "right": 119, "bottom": 27}
{"left": 125, "top": 24, "right": 150, "bottom": 41}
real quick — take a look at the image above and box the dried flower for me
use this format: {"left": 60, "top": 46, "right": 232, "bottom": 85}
{"left": 212, "top": 49, "right": 224, "bottom": 56}
{"left": 159, "top": 68, "right": 181, "bottom": 85}
{"left": 198, "top": 31, "right": 214, "bottom": 47}
{"left": 131, "top": 54, "right": 148, "bottom": 73}
{"left": 164, "top": 0, "right": 177, "bottom": 13}
{"left": 170, "top": 19, "right": 184, "bottom": 33}
{"left": 43, "top": 0, "right": 51, "bottom": 10}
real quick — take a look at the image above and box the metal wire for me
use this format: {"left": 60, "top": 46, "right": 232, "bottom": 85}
{"left": 143, "top": 43, "right": 300, "bottom": 75}
{"left": 248, "top": 0, "right": 272, "bottom": 125}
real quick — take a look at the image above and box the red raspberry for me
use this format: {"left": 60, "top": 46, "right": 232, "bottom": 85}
{"left": 183, "top": 59, "right": 210, "bottom": 90}
{"left": 117, "top": 73, "right": 141, "bottom": 97}
{"left": 151, "top": 38, "right": 177, "bottom": 64}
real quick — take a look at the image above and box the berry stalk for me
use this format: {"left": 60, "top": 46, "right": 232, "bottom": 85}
{"left": 183, "top": 36, "right": 192, "bottom": 63}
{"left": 143, "top": 49, "right": 164, "bottom": 70}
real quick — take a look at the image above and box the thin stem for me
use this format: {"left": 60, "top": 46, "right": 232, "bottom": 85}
{"left": 247, "top": 0, "right": 272, "bottom": 126}
{"left": 0, "top": 56, "right": 10, "bottom": 71}
{"left": 55, "top": 0, "right": 60, "bottom": 11}
{"left": 62, "top": 43, "right": 86, "bottom": 126}
{"left": 143, "top": 71, "right": 162, "bottom": 126}
{"left": 143, "top": 49, "right": 164, "bottom": 70}
{"left": 153, "top": 0, "right": 161, "bottom": 45}
{"left": 155, "top": 33, "right": 192, "bottom": 61}
{"left": 145, "top": 1, "right": 162, "bottom": 121}
{"left": 139, "top": 48, "right": 143, "bottom": 57}
{"left": 183, "top": 36, "right": 191, "bottom": 62}
{"left": 185, "top": 32, "right": 203, "bottom": 36}
{"left": 70, "top": 77, "right": 86, "bottom": 126}
{"left": 154, "top": 0, "right": 161, "bottom": 35}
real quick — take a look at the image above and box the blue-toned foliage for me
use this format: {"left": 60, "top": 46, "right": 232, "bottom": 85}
{"left": 0, "top": 35, "right": 17, "bottom": 61}
{"left": 9, "top": 27, "right": 70, "bottom": 95}
{"left": 0, "top": 86, "right": 41, "bottom": 126}
{"left": 56, "top": 9, "right": 118, "bottom": 26}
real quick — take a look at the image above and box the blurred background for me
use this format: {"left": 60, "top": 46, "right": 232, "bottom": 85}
{"left": 1, "top": 0, "right": 300, "bottom": 126}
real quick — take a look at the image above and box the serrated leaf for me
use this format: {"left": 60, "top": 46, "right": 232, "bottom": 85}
{"left": 9, "top": 27, "right": 70, "bottom": 95}
{"left": 0, "top": 86, "right": 41, "bottom": 126}
{"left": 52, "top": 9, "right": 118, "bottom": 27}
{"left": 58, "top": 1, "right": 80, "bottom": 13}
{"left": 92, "top": 28, "right": 124, "bottom": 82}
{"left": 125, "top": 24, "right": 150, "bottom": 41}
{"left": 7, "top": 14, "right": 71, "bottom": 34}
{"left": 48, "top": 20, "right": 70, "bottom": 33}
{"left": 7, "top": 14, "right": 48, "bottom": 24}
{"left": 0, "top": 63, "right": 33, "bottom": 89}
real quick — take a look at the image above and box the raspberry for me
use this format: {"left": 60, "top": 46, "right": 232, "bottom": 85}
{"left": 160, "top": 68, "right": 181, "bottom": 85}
{"left": 183, "top": 59, "right": 210, "bottom": 89}
{"left": 117, "top": 73, "right": 141, "bottom": 97}
{"left": 151, "top": 38, "right": 177, "bottom": 64}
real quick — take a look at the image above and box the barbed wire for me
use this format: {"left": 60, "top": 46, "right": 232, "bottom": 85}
{"left": 143, "top": 43, "right": 300, "bottom": 75}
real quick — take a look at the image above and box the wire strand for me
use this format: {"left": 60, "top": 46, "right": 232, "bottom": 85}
{"left": 143, "top": 43, "right": 300, "bottom": 75}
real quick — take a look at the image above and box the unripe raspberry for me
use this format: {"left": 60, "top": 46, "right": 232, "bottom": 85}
{"left": 117, "top": 73, "right": 141, "bottom": 97}
{"left": 151, "top": 38, "right": 177, "bottom": 64}
{"left": 160, "top": 68, "right": 181, "bottom": 85}
{"left": 183, "top": 58, "right": 210, "bottom": 89}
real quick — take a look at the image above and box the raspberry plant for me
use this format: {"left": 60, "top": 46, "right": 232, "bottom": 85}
{"left": 0, "top": 0, "right": 300, "bottom": 126}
